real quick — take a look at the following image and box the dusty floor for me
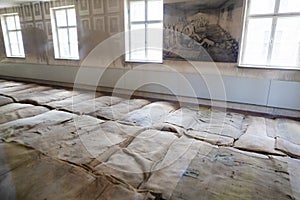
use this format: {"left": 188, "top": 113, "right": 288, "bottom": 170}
{"left": 0, "top": 79, "right": 300, "bottom": 200}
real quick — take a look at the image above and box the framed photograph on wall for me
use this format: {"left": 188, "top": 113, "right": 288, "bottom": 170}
{"left": 23, "top": 3, "right": 33, "bottom": 21}
{"left": 33, "top": 2, "right": 42, "bottom": 20}
{"left": 78, "top": 0, "right": 90, "bottom": 16}
{"left": 25, "top": 22, "right": 34, "bottom": 28}
{"left": 92, "top": 0, "right": 104, "bottom": 14}
{"left": 17, "top": 7, "right": 24, "bottom": 21}
{"left": 46, "top": 21, "right": 53, "bottom": 40}
{"left": 106, "top": 0, "right": 120, "bottom": 13}
{"left": 94, "top": 16, "right": 105, "bottom": 31}
{"left": 43, "top": 1, "right": 52, "bottom": 19}
{"left": 65, "top": 0, "right": 75, "bottom": 6}
{"left": 35, "top": 21, "right": 44, "bottom": 31}
{"left": 108, "top": 15, "right": 120, "bottom": 35}
{"left": 81, "top": 18, "right": 91, "bottom": 30}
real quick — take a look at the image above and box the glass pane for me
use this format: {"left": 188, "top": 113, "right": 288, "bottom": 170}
{"left": 10, "top": 44, "right": 20, "bottom": 55}
{"left": 17, "top": 31, "right": 25, "bottom": 55}
{"left": 6, "top": 16, "right": 16, "bottom": 30}
{"left": 56, "top": 9, "right": 67, "bottom": 27}
{"left": 15, "top": 16, "right": 21, "bottom": 29}
{"left": 242, "top": 18, "right": 273, "bottom": 66}
{"left": 69, "top": 28, "right": 78, "bottom": 43}
{"left": 130, "top": 1, "right": 145, "bottom": 22}
{"left": 130, "top": 24, "right": 146, "bottom": 60}
{"left": 58, "top": 28, "right": 69, "bottom": 42}
{"left": 270, "top": 16, "right": 300, "bottom": 67}
{"left": 148, "top": 0, "right": 163, "bottom": 21}
{"left": 70, "top": 43, "right": 79, "bottom": 58}
{"left": 9, "top": 32, "right": 18, "bottom": 44}
{"left": 279, "top": 0, "right": 300, "bottom": 13}
{"left": 147, "top": 23, "right": 163, "bottom": 61}
{"left": 60, "top": 43, "right": 70, "bottom": 58}
{"left": 67, "top": 8, "right": 77, "bottom": 26}
{"left": 248, "top": 0, "right": 276, "bottom": 15}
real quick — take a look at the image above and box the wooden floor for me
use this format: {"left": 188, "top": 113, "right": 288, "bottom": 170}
{"left": 0, "top": 79, "right": 299, "bottom": 200}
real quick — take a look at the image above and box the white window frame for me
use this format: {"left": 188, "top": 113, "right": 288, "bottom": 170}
{"left": 239, "top": 0, "right": 300, "bottom": 70}
{"left": 50, "top": 5, "right": 79, "bottom": 60}
{"left": 0, "top": 13, "right": 25, "bottom": 58}
{"left": 124, "top": 0, "right": 163, "bottom": 63}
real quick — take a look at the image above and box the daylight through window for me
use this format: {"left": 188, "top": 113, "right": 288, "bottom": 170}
{"left": 0, "top": 13, "right": 25, "bottom": 58}
{"left": 125, "top": 0, "right": 163, "bottom": 63}
{"left": 239, "top": 0, "right": 300, "bottom": 69}
{"left": 51, "top": 6, "right": 79, "bottom": 60}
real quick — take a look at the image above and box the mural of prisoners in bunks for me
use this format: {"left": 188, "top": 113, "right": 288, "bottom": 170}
{"left": 163, "top": 0, "right": 243, "bottom": 63}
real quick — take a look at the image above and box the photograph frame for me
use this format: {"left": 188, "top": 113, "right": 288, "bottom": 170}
{"left": 33, "top": 2, "right": 42, "bottom": 20}
{"left": 81, "top": 18, "right": 91, "bottom": 30}
{"left": 78, "top": 0, "right": 90, "bottom": 16}
{"left": 106, "top": 0, "right": 120, "bottom": 13}
{"left": 17, "top": 7, "right": 24, "bottom": 21}
{"left": 94, "top": 16, "right": 105, "bottom": 32}
{"left": 43, "top": 1, "right": 52, "bottom": 19}
{"left": 23, "top": 3, "right": 33, "bottom": 22}
{"left": 92, "top": 0, "right": 104, "bottom": 14}
{"left": 35, "top": 21, "right": 44, "bottom": 31}
{"left": 46, "top": 21, "right": 53, "bottom": 40}
{"left": 108, "top": 15, "right": 120, "bottom": 35}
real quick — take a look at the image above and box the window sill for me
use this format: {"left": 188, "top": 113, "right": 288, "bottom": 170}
{"left": 238, "top": 64, "right": 300, "bottom": 71}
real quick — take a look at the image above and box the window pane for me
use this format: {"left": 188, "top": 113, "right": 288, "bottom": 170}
{"left": 67, "top": 8, "right": 76, "bottom": 26}
{"left": 10, "top": 44, "right": 20, "bottom": 55}
{"left": 58, "top": 28, "right": 69, "bottom": 43}
{"left": 242, "top": 18, "right": 273, "bottom": 66}
{"left": 70, "top": 43, "right": 79, "bottom": 58}
{"left": 270, "top": 16, "right": 300, "bottom": 67}
{"left": 147, "top": 23, "right": 163, "bottom": 61}
{"left": 9, "top": 32, "right": 18, "bottom": 44}
{"left": 69, "top": 28, "right": 78, "bottom": 43}
{"left": 279, "top": 0, "right": 300, "bottom": 13}
{"left": 6, "top": 16, "right": 16, "bottom": 30}
{"left": 60, "top": 43, "right": 70, "bottom": 58}
{"left": 56, "top": 9, "right": 67, "bottom": 27}
{"left": 15, "top": 16, "right": 21, "bottom": 29}
{"left": 130, "top": 1, "right": 145, "bottom": 22}
{"left": 130, "top": 24, "right": 146, "bottom": 60}
{"left": 248, "top": 0, "right": 276, "bottom": 15}
{"left": 148, "top": 0, "right": 163, "bottom": 21}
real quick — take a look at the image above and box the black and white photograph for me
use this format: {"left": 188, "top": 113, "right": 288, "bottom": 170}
{"left": 23, "top": 3, "right": 33, "bottom": 21}
{"left": 92, "top": 0, "right": 104, "bottom": 14}
{"left": 108, "top": 15, "right": 120, "bottom": 34}
{"left": 81, "top": 18, "right": 91, "bottom": 30}
{"left": 106, "top": 0, "right": 120, "bottom": 13}
{"left": 46, "top": 21, "right": 52, "bottom": 39}
{"left": 17, "top": 7, "right": 24, "bottom": 21}
{"left": 163, "top": 0, "right": 243, "bottom": 62}
{"left": 94, "top": 16, "right": 105, "bottom": 31}
{"left": 43, "top": 1, "right": 51, "bottom": 19}
{"left": 35, "top": 21, "right": 44, "bottom": 31}
{"left": 79, "top": 0, "right": 89, "bottom": 16}
{"left": 33, "top": 2, "right": 42, "bottom": 20}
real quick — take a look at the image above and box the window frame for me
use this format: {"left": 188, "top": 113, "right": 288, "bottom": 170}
{"left": 0, "top": 13, "right": 25, "bottom": 58}
{"left": 124, "top": 0, "right": 163, "bottom": 63}
{"left": 238, "top": 0, "right": 300, "bottom": 70}
{"left": 50, "top": 5, "right": 79, "bottom": 60}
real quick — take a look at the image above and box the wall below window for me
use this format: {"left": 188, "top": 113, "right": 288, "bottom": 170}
{"left": 0, "top": 62, "right": 299, "bottom": 114}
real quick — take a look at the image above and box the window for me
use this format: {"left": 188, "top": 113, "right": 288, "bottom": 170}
{"left": 50, "top": 6, "right": 79, "bottom": 60}
{"left": 0, "top": 13, "right": 25, "bottom": 58}
{"left": 239, "top": 0, "right": 300, "bottom": 69}
{"left": 124, "top": 0, "right": 163, "bottom": 63}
